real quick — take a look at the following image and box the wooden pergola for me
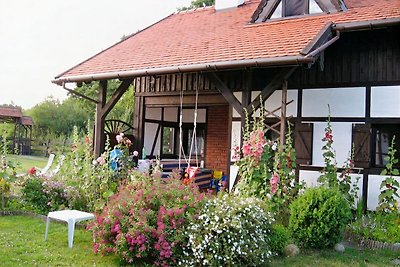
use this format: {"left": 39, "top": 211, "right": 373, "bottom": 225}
{"left": 0, "top": 107, "right": 33, "bottom": 155}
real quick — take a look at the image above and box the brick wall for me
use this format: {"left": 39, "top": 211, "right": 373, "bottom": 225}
{"left": 205, "top": 105, "right": 230, "bottom": 174}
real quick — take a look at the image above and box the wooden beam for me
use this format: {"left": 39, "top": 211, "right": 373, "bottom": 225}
{"left": 133, "top": 96, "right": 145, "bottom": 157}
{"left": 207, "top": 72, "right": 244, "bottom": 117}
{"left": 145, "top": 94, "right": 227, "bottom": 106}
{"left": 94, "top": 80, "right": 107, "bottom": 157}
{"left": 241, "top": 71, "right": 253, "bottom": 146}
{"left": 279, "top": 80, "right": 288, "bottom": 152}
{"left": 101, "top": 79, "right": 132, "bottom": 117}
{"left": 62, "top": 86, "right": 99, "bottom": 104}
{"left": 246, "top": 67, "right": 297, "bottom": 115}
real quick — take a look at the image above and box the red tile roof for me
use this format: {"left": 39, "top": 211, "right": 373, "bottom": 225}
{"left": 21, "top": 116, "right": 33, "bottom": 126}
{"left": 54, "top": 0, "right": 400, "bottom": 84}
{"left": 0, "top": 107, "right": 23, "bottom": 118}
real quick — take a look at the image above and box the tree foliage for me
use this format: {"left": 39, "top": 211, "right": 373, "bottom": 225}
{"left": 72, "top": 80, "right": 134, "bottom": 123}
{"left": 26, "top": 96, "right": 91, "bottom": 137}
{"left": 178, "top": 0, "right": 215, "bottom": 10}
{"left": 25, "top": 80, "right": 134, "bottom": 140}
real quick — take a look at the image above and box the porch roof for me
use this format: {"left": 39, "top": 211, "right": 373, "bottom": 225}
{"left": 53, "top": 0, "right": 400, "bottom": 85}
{"left": 21, "top": 116, "right": 33, "bottom": 126}
{"left": 0, "top": 107, "right": 23, "bottom": 118}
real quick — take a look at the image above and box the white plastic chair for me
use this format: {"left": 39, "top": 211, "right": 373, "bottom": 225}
{"left": 36, "top": 153, "right": 55, "bottom": 176}
{"left": 49, "top": 154, "right": 65, "bottom": 176}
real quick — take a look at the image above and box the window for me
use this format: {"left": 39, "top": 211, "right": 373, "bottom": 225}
{"left": 373, "top": 124, "right": 400, "bottom": 167}
{"left": 182, "top": 124, "right": 206, "bottom": 159}
{"left": 251, "top": 0, "right": 346, "bottom": 23}
{"left": 162, "top": 126, "right": 176, "bottom": 156}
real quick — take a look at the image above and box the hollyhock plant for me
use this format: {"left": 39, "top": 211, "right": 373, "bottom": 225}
{"left": 234, "top": 106, "right": 303, "bottom": 225}
{"left": 28, "top": 167, "right": 36, "bottom": 175}
{"left": 270, "top": 173, "right": 280, "bottom": 195}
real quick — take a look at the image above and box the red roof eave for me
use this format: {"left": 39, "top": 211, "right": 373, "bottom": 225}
{"left": 52, "top": 55, "right": 315, "bottom": 85}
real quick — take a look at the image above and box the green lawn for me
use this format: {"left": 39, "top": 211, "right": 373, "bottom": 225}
{"left": 270, "top": 247, "right": 399, "bottom": 266}
{"left": 0, "top": 215, "right": 119, "bottom": 267}
{"left": 6, "top": 154, "right": 48, "bottom": 174}
{"left": 0, "top": 215, "right": 398, "bottom": 266}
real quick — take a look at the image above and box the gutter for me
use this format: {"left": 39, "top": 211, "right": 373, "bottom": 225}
{"left": 52, "top": 56, "right": 314, "bottom": 85}
{"left": 306, "top": 30, "right": 340, "bottom": 58}
{"left": 333, "top": 17, "right": 400, "bottom": 32}
{"left": 305, "top": 17, "right": 400, "bottom": 58}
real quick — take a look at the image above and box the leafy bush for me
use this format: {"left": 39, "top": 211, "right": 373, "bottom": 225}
{"left": 270, "top": 224, "right": 291, "bottom": 255}
{"left": 21, "top": 177, "right": 48, "bottom": 213}
{"left": 289, "top": 187, "right": 352, "bottom": 248}
{"left": 181, "top": 194, "right": 274, "bottom": 266}
{"left": 21, "top": 177, "right": 69, "bottom": 214}
{"left": 90, "top": 173, "right": 207, "bottom": 267}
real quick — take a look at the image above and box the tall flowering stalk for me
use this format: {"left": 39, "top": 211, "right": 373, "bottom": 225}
{"left": 272, "top": 124, "right": 303, "bottom": 224}
{"left": 318, "top": 111, "right": 338, "bottom": 189}
{"left": 234, "top": 103, "right": 302, "bottom": 225}
{"left": 235, "top": 108, "right": 275, "bottom": 199}
{"left": 339, "top": 148, "right": 360, "bottom": 206}
{"left": 378, "top": 136, "right": 400, "bottom": 213}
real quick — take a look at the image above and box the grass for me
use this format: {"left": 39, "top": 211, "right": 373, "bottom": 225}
{"left": 0, "top": 215, "right": 398, "bottom": 266}
{"left": 6, "top": 154, "right": 48, "bottom": 174}
{"left": 270, "top": 247, "right": 399, "bottom": 266}
{"left": 0, "top": 215, "right": 119, "bottom": 267}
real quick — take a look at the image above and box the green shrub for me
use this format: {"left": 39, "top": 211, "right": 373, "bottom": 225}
{"left": 21, "top": 178, "right": 48, "bottom": 213}
{"left": 289, "top": 187, "right": 352, "bottom": 248}
{"left": 181, "top": 194, "right": 274, "bottom": 266}
{"left": 21, "top": 177, "right": 69, "bottom": 214}
{"left": 270, "top": 224, "right": 291, "bottom": 255}
{"left": 90, "top": 173, "right": 207, "bottom": 267}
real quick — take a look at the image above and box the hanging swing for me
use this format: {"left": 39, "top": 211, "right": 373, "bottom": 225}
{"left": 178, "top": 87, "right": 213, "bottom": 190}
{"left": 178, "top": 86, "right": 199, "bottom": 170}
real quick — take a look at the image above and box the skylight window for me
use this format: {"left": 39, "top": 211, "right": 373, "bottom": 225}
{"left": 310, "top": 0, "right": 324, "bottom": 14}
{"left": 270, "top": 2, "right": 282, "bottom": 19}
{"left": 251, "top": 0, "right": 346, "bottom": 23}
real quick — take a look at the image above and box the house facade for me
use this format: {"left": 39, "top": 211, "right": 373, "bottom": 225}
{"left": 53, "top": 0, "right": 400, "bottom": 210}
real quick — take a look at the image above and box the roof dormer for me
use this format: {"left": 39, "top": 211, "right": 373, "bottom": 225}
{"left": 251, "top": 0, "right": 347, "bottom": 23}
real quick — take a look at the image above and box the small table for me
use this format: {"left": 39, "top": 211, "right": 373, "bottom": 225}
{"left": 44, "top": 210, "right": 95, "bottom": 248}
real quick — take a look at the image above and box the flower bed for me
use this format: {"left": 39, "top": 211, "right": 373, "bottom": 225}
{"left": 344, "top": 231, "right": 400, "bottom": 251}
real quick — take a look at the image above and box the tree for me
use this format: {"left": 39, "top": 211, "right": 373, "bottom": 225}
{"left": 26, "top": 96, "right": 91, "bottom": 137}
{"left": 71, "top": 80, "right": 134, "bottom": 124}
{"left": 178, "top": 0, "right": 215, "bottom": 10}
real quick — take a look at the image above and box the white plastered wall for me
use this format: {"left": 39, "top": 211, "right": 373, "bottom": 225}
{"left": 299, "top": 170, "right": 363, "bottom": 208}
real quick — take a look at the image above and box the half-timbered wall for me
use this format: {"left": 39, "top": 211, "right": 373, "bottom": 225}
{"left": 132, "top": 26, "right": 400, "bottom": 209}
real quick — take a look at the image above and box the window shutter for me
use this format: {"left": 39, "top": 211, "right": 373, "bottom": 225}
{"left": 352, "top": 124, "right": 371, "bottom": 168}
{"left": 295, "top": 123, "right": 313, "bottom": 165}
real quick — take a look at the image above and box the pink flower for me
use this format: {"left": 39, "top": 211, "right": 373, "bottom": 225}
{"left": 116, "top": 134, "right": 123, "bottom": 143}
{"left": 133, "top": 150, "right": 139, "bottom": 157}
{"left": 242, "top": 143, "right": 252, "bottom": 157}
{"left": 270, "top": 173, "right": 280, "bottom": 195}
{"left": 125, "top": 139, "right": 132, "bottom": 146}
{"left": 97, "top": 156, "right": 106, "bottom": 165}
{"left": 28, "top": 167, "right": 36, "bottom": 175}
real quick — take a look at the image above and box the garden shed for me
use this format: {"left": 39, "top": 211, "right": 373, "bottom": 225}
{"left": 53, "top": 0, "right": 400, "bottom": 210}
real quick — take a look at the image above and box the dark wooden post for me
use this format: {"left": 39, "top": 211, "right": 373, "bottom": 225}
{"left": 94, "top": 80, "right": 107, "bottom": 157}
{"left": 241, "top": 71, "right": 253, "bottom": 146}
{"left": 279, "top": 80, "right": 288, "bottom": 152}
{"left": 133, "top": 96, "right": 145, "bottom": 157}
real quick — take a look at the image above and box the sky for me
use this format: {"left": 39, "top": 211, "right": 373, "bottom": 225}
{"left": 0, "top": 0, "right": 192, "bottom": 109}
